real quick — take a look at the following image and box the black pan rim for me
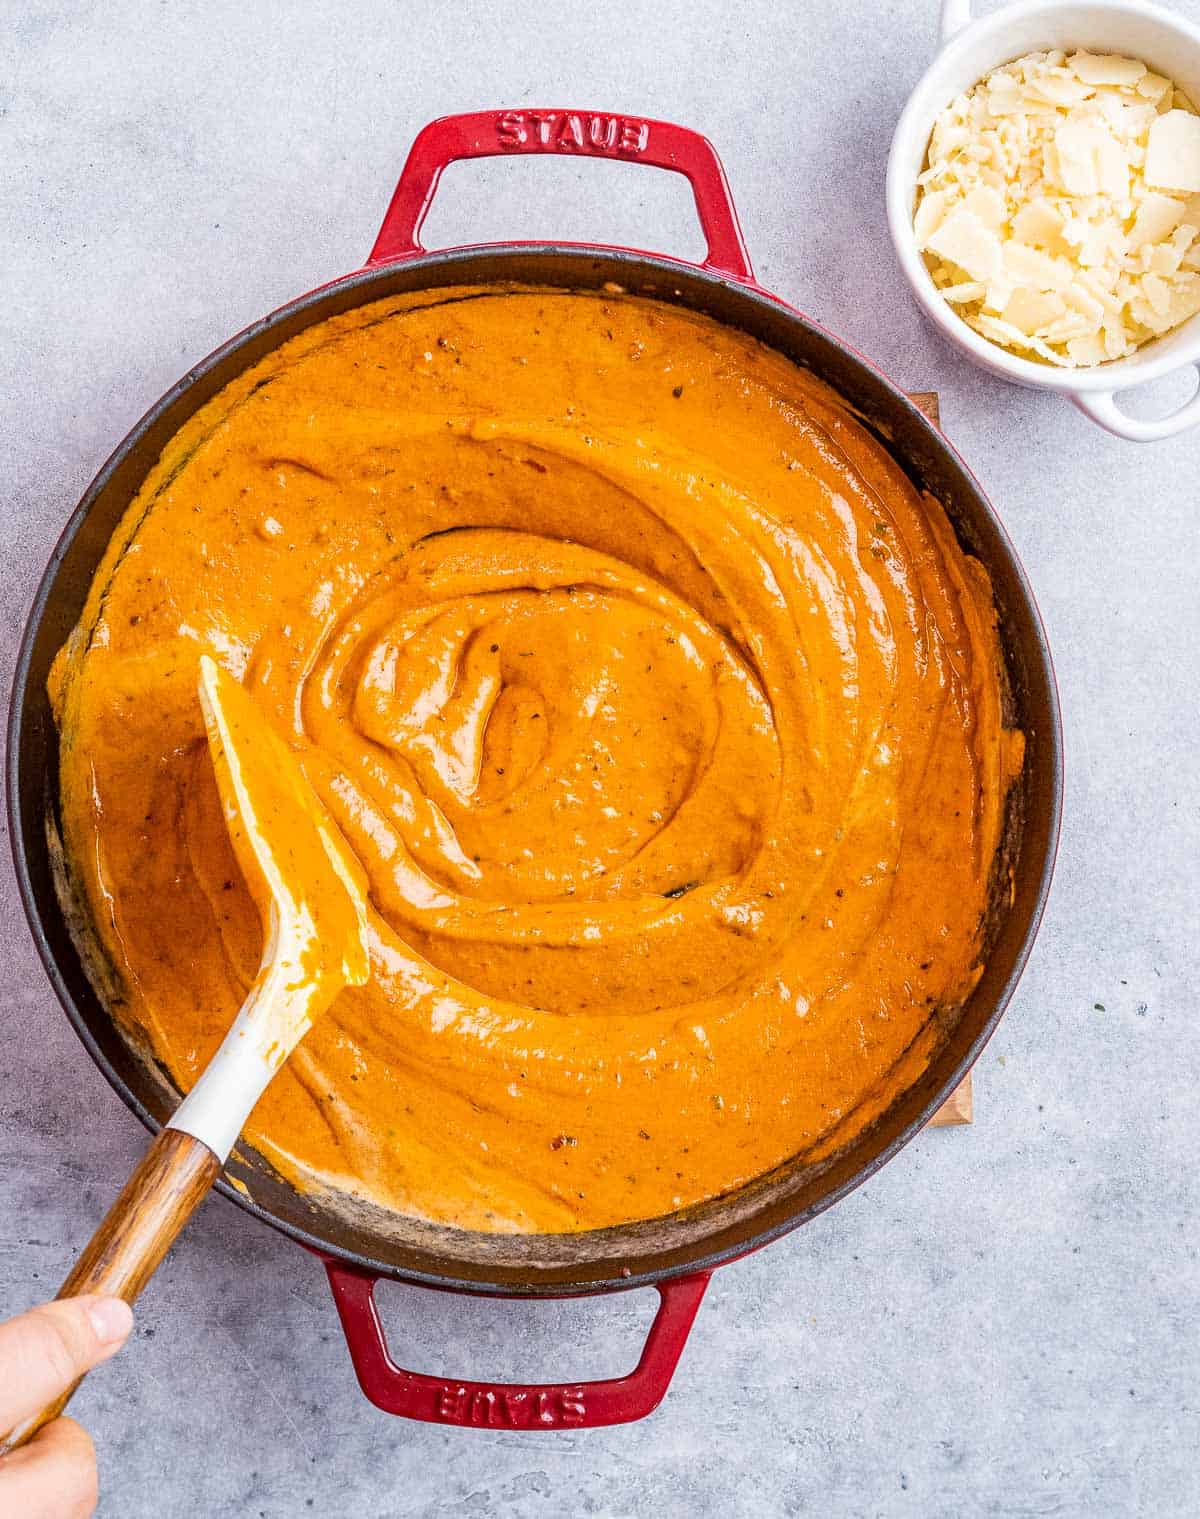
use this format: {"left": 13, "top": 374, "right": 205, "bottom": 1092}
{"left": 8, "top": 242, "right": 1064, "bottom": 1298}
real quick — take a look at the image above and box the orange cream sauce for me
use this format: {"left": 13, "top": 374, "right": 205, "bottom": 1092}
{"left": 51, "top": 286, "right": 1022, "bottom": 1233}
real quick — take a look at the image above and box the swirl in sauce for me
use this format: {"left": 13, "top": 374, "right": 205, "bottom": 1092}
{"left": 51, "top": 288, "right": 1023, "bottom": 1232}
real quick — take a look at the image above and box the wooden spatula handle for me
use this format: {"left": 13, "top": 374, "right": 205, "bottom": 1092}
{"left": 1, "top": 1128, "right": 221, "bottom": 1453}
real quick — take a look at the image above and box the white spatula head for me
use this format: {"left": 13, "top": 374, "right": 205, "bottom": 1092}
{"left": 197, "top": 654, "right": 369, "bottom": 995}
{"left": 168, "top": 657, "right": 371, "bottom": 1160}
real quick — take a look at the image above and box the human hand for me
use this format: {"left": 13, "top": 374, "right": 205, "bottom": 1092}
{"left": 0, "top": 1296, "right": 133, "bottom": 1518}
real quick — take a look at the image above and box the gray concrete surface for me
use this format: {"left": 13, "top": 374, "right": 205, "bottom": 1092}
{"left": 3, "top": 1, "right": 1199, "bottom": 1514}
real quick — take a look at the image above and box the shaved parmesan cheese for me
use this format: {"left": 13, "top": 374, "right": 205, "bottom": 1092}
{"left": 1145, "top": 111, "right": 1200, "bottom": 193}
{"left": 1067, "top": 332, "right": 1109, "bottom": 365}
{"left": 1061, "top": 284, "right": 1106, "bottom": 323}
{"left": 964, "top": 185, "right": 1007, "bottom": 228}
{"left": 925, "top": 208, "right": 1002, "bottom": 281}
{"left": 915, "top": 49, "right": 1200, "bottom": 365}
{"left": 1003, "top": 287, "right": 1067, "bottom": 333}
{"left": 941, "top": 281, "right": 986, "bottom": 303}
{"left": 1003, "top": 241, "right": 1071, "bottom": 289}
{"left": 1137, "top": 72, "right": 1172, "bottom": 105}
{"left": 1025, "top": 72, "right": 1094, "bottom": 108}
{"left": 1095, "top": 133, "right": 1129, "bottom": 200}
{"left": 1069, "top": 51, "right": 1145, "bottom": 88}
{"left": 1012, "top": 199, "right": 1066, "bottom": 249}
{"left": 913, "top": 189, "right": 948, "bottom": 246}
{"left": 1128, "top": 192, "right": 1186, "bottom": 249}
{"left": 1054, "top": 120, "right": 1125, "bottom": 195}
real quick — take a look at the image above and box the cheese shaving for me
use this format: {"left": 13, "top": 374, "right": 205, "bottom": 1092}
{"left": 915, "top": 50, "right": 1200, "bottom": 365}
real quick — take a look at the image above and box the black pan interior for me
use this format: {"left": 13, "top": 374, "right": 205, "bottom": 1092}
{"left": 8, "top": 247, "right": 1063, "bottom": 1296}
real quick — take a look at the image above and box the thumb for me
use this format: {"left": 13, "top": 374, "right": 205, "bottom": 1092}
{"left": 0, "top": 1297, "right": 133, "bottom": 1437}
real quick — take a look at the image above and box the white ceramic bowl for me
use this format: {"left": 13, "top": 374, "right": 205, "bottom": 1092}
{"left": 887, "top": 0, "right": 1200, "bottom": 440}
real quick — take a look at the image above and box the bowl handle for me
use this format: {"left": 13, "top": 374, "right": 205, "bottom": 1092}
{"left": 939, "top": 0, "right": 973, "bottom": 43}
{"left": 1072, "top": 366, "right": 1200, "bottom": 441}
{"left": 366, "top": 109, "right": 753, "bottom": 280}
{"left": 324, "top": 1259, "right": 710, "bottom": 1429}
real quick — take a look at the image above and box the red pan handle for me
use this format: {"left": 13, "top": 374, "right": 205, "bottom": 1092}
{"left": 367, "top": 108, "right": 753, "bottom": 280}
{"left": 325, "top": 1260, "right": 710, "bottom": 1429}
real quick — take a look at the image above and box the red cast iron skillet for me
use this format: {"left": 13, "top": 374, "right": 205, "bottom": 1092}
{"left": 8, "top": 110, "right": 1062, "bottom": 1430}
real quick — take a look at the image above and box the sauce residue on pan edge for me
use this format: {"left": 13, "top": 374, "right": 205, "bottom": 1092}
{"left": 50, "top": 287, "right": 1023, "bottom": 1233}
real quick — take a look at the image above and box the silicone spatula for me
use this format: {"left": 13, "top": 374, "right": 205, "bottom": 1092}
{"left": 1, "top": 655, "right": 370, "bottom": 1451}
